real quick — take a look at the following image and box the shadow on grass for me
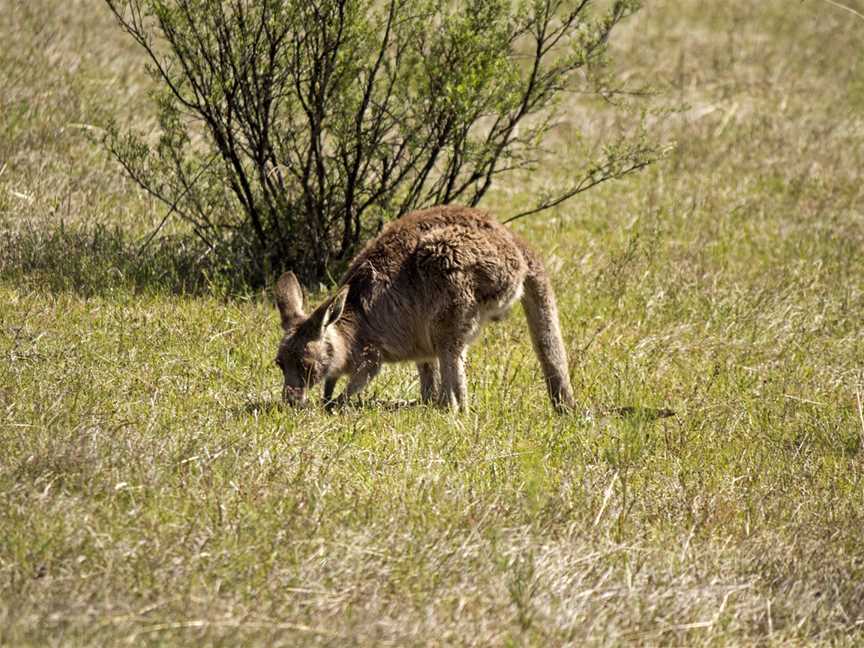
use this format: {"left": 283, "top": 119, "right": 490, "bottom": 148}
{"left": 606, "top": 406, "right": 676, "bottom": 422}
{"left": 239, "top": 398, "right": 676, "bottom": 421}
{"left": 240, "top": 397, "right": 424, "bottom": 417}
{"left": 241, "top": 400, "right": 285, "bottom": 416}
{"left": 0, "top": 221, "right": 260, "bottom": 297}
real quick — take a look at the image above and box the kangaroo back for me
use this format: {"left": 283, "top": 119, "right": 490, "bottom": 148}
{"left": 520, "top": 249, "right": 575, "bottom": 413}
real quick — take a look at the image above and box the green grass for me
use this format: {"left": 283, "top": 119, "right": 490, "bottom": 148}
{"left": 2, "top": 0, "right": 864, "bottom": 645}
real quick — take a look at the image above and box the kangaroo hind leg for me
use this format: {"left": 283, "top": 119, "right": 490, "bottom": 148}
{"left": 437, "top": 347, "right": 468, "bottom": 411}
{"left": 416, "top": 361, "right": 440, "bottom": 404}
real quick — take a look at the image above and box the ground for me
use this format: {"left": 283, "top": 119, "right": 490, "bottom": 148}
{"left": 1, "top": 1, "right": 864, "bottom": 645}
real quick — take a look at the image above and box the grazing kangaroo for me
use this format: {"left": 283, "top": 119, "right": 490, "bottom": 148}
{"left": 273, "top": 205, "right": 575, "bottom": 412}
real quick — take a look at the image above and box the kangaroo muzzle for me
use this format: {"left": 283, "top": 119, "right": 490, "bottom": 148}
{"left": 282, "top": 384, "right": 307, "bottom": 406}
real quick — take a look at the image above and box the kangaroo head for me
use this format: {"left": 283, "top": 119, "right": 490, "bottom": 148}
{"left": 273, "top": 271, "right": 348, "bottom": 406}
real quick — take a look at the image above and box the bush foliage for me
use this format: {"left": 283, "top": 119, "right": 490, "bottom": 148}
{"left": 104, "top": 0, "right": 662, "bottom": 284}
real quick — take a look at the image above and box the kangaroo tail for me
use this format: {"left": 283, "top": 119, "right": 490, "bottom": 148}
{"left": 519, "top": 247, "right": 576, "bottom": 413}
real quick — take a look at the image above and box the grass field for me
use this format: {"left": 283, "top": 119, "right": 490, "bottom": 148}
{"left": 2, "top": 0, "right": 864, "bottom": 645}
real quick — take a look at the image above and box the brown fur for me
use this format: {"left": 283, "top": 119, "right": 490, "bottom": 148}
{"left": 273, "top": 205, "right": 575, "bottom": 412}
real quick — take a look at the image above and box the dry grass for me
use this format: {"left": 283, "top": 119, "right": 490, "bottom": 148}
{"left": 2, "top": 0, "right": 864, "bottom": 645}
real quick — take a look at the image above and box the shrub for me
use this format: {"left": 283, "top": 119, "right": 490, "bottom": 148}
{"left": 104, "top": 0, "right": 663, "bottom": 284}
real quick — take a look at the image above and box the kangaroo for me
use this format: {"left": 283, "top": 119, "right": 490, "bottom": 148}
{"left": 273, "top": 205, "right": 575, "bottom": 412}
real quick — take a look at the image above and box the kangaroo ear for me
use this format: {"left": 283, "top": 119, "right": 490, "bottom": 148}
{"left": 325, "top": 286, "right": 349, "bottom": 327}
{"left": 274, "top": 271, "right": 306, "bottom": 330}
{"left": 310, "top": 286, "right": 349, "bottom": 338}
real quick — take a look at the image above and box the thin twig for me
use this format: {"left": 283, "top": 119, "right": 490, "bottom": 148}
{"left": 503, "top": 158, "right": 654, "bottom": 225}
{"left": 814, "top": 0, "right": 864, "bottom": 22}
{"left": 136, "top": 153, "right": 219, "bottom": 257}
{"left": 855, "top": 386, "right": 864, "bottom": 452}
